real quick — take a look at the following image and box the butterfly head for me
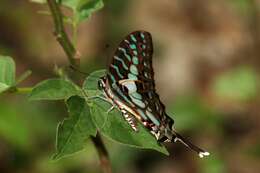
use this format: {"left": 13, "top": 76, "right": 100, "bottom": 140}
{"left": 98, "top": 76, "right": 106, "bottom": 91}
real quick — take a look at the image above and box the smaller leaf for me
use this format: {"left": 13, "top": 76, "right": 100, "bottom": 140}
{"left": 82, "top": 69, "right": 105, "bottom": 96}
{"left": 76, "top": 0, "right": 104, "bottom": 22}
{"left": 0, "top": 83, "right": 9, "bottom": 93}
{"left": 53, "top": 96, "right": 96, "bottom": 160}
{"left": 29, "top": 79, "right": 80, "bottom": 100}
{"left": 0, "top": 55, "right": 15, "bottom": 93}
{"left": 90, "top": 98, "right": 111, "bottom": 128}
{"left": 60, "top": 0, "right": 104, "bottom": 22}
{"left": 31, "top": 0, "right": 104, "bottom": 26}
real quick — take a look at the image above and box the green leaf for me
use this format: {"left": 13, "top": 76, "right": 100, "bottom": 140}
{"left": 82, "top": 69, "right": 105, "bottom": 96}
{"left": 53, "top": 96, "right": 96, "bottom": 160}
{"left": 90, "top": 99, "right": 169, "bottom": 155}
{"left": 84, "top": 70, "right": 168, "bottom": 155}
{"left": 29, "top": 79, "right": 80, "bottom": 100}
{"left": 212, "top": 66, "right": 258, "bottom": 101}
{"left": 82, "top": 69, "right": 107, "bottom": 127}
{"left": 31, "top": 0, "right": 104, "bottom": 26}
{"left": 0, "top": 83, "right": 9, "bottom": 93}
{"left": 76, "top": 0, "right": 104, "bottom": 22}
{"left": 0, "top": 55, "right": 15, "bottom": 93}
{"left": 61, "top": 0, "right": 104, "bottom": 22}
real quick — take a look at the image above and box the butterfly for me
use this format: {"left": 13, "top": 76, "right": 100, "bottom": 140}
{"left": 98, "top": 30, "right": 209, "bottom": 158}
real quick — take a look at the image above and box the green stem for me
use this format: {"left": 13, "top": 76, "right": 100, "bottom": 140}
{"left": 15, "top": 70, "right": 32, "bottom": 85}
{"left": 91, "top": 134, "right": 112, "bottom": 173}
{"left": 15, "top": 87, "right": 33, "bottom": 94}
{"left": 46, "top": 0, "right": 79, "bottom": 67}
{"left": 6, "top": 87, "right": 32, "bottom": 94}
{"left": 72, "top": 16, "right": 78, "bottom": 47}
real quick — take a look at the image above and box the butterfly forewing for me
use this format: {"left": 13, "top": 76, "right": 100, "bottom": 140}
{"left": 108, "top": 31, "right": 153, "bottom": 83}
{"left": 107, "top": 31, "right": 170, "bottom": 127}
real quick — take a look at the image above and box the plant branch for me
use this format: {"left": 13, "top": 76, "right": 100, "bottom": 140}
{"left": 46, "top": 1, "right": 111, "bottom": 172}
{"left": 46, "top": 0, "right": 79, "bottom": 67}
{"left": 91, "top": 134, "right": 112, "bottom": 173}
{"left": 5, "top": 87, "right": 32, "bottom": 94}
{"left": 15, "top": 87, "right": 33, "bottom": 94}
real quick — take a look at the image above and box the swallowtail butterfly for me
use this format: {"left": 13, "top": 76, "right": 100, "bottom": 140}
{"left": 98, "top": 31, "right": 209, "bottom": 158}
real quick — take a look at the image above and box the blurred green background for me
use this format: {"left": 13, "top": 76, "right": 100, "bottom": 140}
{"left": 1, "top": 0, "right": 260, "bottom": 173}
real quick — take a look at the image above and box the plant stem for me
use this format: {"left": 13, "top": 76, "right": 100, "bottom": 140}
{"left": 15, "top": 87, "right": 33, "bottom": 94}
{"left": 15, "top": 70, "right": 32, "bottom": 85}
{"left": 6, "top": 87, "right": 32, "bottom": 94}
{"left": 72, "top": 15, "right": 78, "bottom": 47}
{"left": 46, "top": 0, "right": 79, "bottom": 67}
{"left": 91, "top": 134, "right": 112, "bottom": 173}
{"left": 46, "top": 1, "right": 112, "bottom": 172}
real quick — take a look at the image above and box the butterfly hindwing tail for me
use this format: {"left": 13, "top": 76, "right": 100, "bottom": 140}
{"left": 170, "top": 129, "right": 210, "bottom": 158}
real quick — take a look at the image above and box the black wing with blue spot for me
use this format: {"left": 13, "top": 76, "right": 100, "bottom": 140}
{"left": 107, "top": 31, "right": 171, "bottom": 127}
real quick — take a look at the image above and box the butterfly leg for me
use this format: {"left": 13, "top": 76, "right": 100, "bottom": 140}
{"left": 106, "top": 104, "right": 116, "bottom": 114}
{"left": 87, "top": 95, "right": 116, "bottom": 114}
{"left": 88, "top": 95, "right": 108, "bottom": 102}
{"left": 121, "top": 109, "right": 138, "bottom": 132}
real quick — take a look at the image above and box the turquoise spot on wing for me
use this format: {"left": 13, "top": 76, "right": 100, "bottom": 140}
{"left": 108, "top": 73, "right": 116, "bottom": 83}
{"left": 124, "top": 82, "right": 137, "bottom": 92}
{"left": 111, "top": 64, "right": 124, "bottom": 78}
{"left": 133, "top": 50, "right": 138, "bottom": 55}
{"left": 137, "top": 109, "right": 147, "bottom": 120}
{"left": 130, "top": 96, "right": 145, "bottom": 108}
{"left": 142, "top": 52, "right": 146, "bottom": 56}
{"left": 130, "top": 65, "right": 138, "bottom": 75}
{"left": 146, "top": 110, "right": 160, "bottom": 126}
{"left": 130, "top": 44, "right": 136, "bottom": 49}
{"left": 112, "top": 83, "right": 134, "bottom": 107}
{"left": 130, "top": 34, "right": 137, "bottom": 42}
{"left": 142, "top": 45, "right": 146, "bottom": 49}
{"left": 140, "top": 33, "right": 145, "bottom": 39}
{"left": 114, "top": 56, "right": 128, "bottom": 70}
{"left": 119, "top": 47, "right": 131, "bottom": 61}
{"left": 131, "top": 92, "right": 142, "bottom": 100}
{"left": 132, "top": 56, "right": 138, "bottom": 65}
{"left": 128, "top": 73, "right": 138, "bottom": 80}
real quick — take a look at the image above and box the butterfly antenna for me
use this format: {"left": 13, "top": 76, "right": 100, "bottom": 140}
{"left": 69, "top": 65, "right": 90, "bottom": 76}
{"left": 104, "top": 43, "right": 112, "bottom": 69}
{"left": 171, "top": 129, "right": 210, "bottom": 158}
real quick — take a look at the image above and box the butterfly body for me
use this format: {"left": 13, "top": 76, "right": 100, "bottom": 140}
{"left": 98, "top": 31, "right": 210, "bottom": 158}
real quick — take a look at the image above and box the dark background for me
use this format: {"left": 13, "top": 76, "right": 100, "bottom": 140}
{"left": 0, "top": 0, "right": 260, "bottom": 173}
